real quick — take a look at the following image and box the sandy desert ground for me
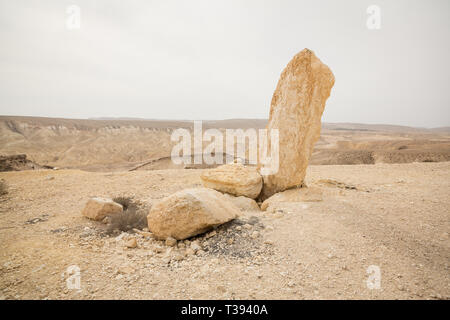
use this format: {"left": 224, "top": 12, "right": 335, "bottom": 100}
{"left": 0, "top": 116, "right": 449, "bottom": 300}
{"left": 0, "top": 161, "right": 449, "bottom": 300}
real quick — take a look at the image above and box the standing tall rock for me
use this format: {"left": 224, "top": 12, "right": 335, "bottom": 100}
{"left": 259, "top": 49, "right": 335, "bottom": 199}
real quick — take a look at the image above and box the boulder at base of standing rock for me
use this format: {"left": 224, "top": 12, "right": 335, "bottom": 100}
{"left": 147, "top": 188, "right": 241, "bottom": 240}
{"left": 82, "top": 197, "right": 123, "bottom": 221}
{"left": 223, "top": 193, "right": 260, "bottom": 211}
{"left": 200, "top": 163, "right": 262, "bottom": 199}
{"left": 261, "top": 187, "right": 323, "bottom": 211}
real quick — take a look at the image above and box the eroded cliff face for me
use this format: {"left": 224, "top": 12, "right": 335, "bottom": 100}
{"left": 1, "top": 116, "right": 448, "bottom": 172}
{"left": 0, "top": 117, "right": 174, "bottom": 170}
{"left": 0, "top": 117, "right": 267, "bottom": 171}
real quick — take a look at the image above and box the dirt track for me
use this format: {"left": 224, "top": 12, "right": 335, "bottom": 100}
{"left": 0, "top": 162, "right": 449, "bottom": 299}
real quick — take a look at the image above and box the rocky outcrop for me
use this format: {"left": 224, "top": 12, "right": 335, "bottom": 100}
{"left": 259, "top": 49, "right": 335, "bottom": 199}
{"left": 0, "top": 154, "right": 53, "bottom": 172}
{"left": 200, "top": 163, "right": 262, "bottom": 199}
{"left": 147, "top": 188, "right": 241, "bottom": 240}
{"left": 82, "top": 197, "right": 123, "bottom": 221}
{"left": 261, "top": 187, "right": 323, "bottom": 211}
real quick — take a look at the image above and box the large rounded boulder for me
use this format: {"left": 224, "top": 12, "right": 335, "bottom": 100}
{"left": 147, "top": 188, "right": 241, "bottom": 240}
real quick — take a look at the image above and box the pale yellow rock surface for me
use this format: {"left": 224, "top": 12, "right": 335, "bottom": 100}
{"left": 81, "top": 197, "right": 123, "bottom": 221}
{"left": 200, "top": 163, "right": 262, "bottom": 199}
{"left": 261, "top": 187, "right": 323, "bottom": 211}
{"left": 147, "top": 188, "right": 241, "bottom": 240}
{"left": 223, "top": 193, "right": 260, "bottom": 211}
{"left": 260, "top": 49, "right": 335, "bottom": 199}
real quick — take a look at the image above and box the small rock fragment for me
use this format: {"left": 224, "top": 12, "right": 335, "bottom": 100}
{"left": 118, "top": 266, "right": 134, "bottom": 274}
{"left": 154, "top": 246, "right": 164, "bottom": 253}
{"left": 125, "top": 238, "right": 137, "bottom": 248}
{"left": 165, "top": 237, "right": 177, "bottom": 247}
{"left": 173, "top": 254, "right": 184, "bottom": 261}
{"left": 206, "top": 230, "right": 217, "bottom": 239}
{"left": 82, "top": 197, "right": 123, "bottom": 221}
{"left": 190, "top": 242, "right": 202, "bottom": 252}
{"left": 250, "top": 231, "right": 259, "bottom": 239}
{"left": 102, "top": 216, "right": 111, "bottom": 224}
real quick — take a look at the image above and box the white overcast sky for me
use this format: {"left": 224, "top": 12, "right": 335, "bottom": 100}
{"left": 0, "top": 0, "right": 449, "bottom": 127}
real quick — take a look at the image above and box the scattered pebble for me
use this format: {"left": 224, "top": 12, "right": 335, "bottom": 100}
{"left": 154, "top": 246, "right": 164, "bottom": 253}
{"left": 173, "top": 254, "right": 184, "bottom": 261}
{"left": 118, "top": 266, "right": 134, "bottom": 274}
{"left": 125, "top": 238, "right": 137, "bottom": 248}
{"left": 250, "top": 231, "right": 259, "bottom": 239}
{"left": 206, "top": 230, "right": 217, "bottom": 238}
{"left": 165, "top": 237, "right": 177, "bottom": 247}
{"left": 190, "top": 242, "right": 202, "bottom": 252}
{"left": 102, "top": 217, "right": 111, "bottom": 224}
{"left": 273, "top": 212, "right": 283, "bottom": 219}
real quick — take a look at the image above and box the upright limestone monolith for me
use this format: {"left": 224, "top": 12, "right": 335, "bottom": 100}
{"left": 259, "top": 49, "right": 335, "bottom": 199}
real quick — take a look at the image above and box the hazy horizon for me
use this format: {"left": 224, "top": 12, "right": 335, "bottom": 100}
{"left": 1, "top": 0, "right": 449, "bottom": 127}
{"left": 1, "top": 114, "right": 449, "bottom": 130}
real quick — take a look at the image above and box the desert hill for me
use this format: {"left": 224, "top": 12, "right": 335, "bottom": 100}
{"left": 0, "top": 116, "right": 449, "bottom": 171}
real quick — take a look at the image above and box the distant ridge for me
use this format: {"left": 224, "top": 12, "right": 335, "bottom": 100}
{"left": 1, "top": 115, "right": 448, "bottom": 133}
{"left": 1, "top": 115, "right": 449, "bottom": 171}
